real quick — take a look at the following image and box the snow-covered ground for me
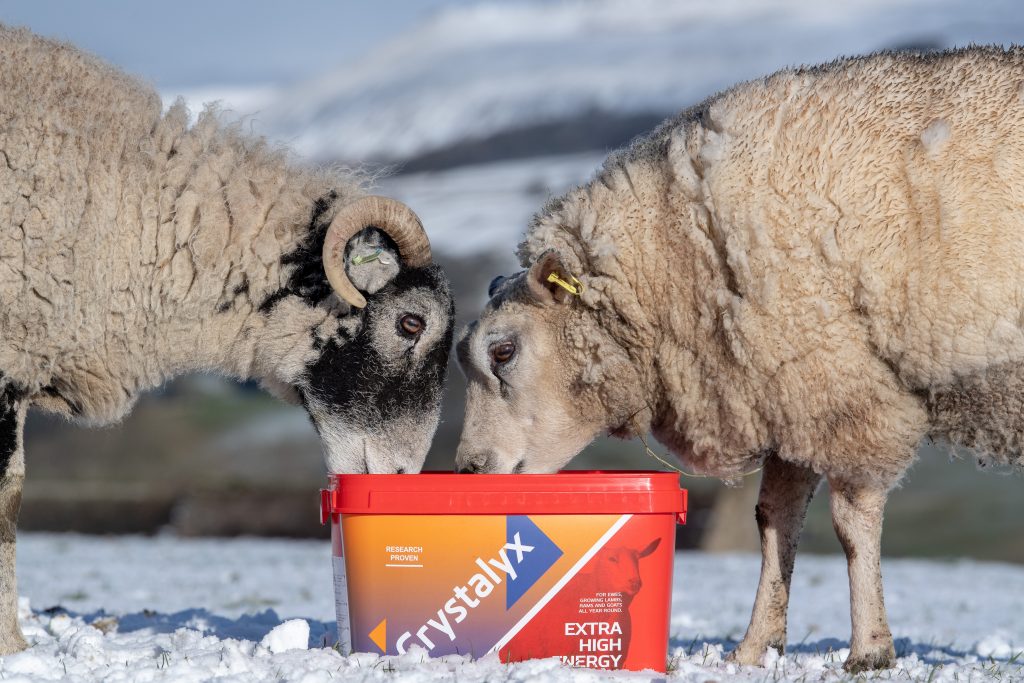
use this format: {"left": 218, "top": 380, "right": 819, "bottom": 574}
{"left": 7, "top": 533, "right": 1022, "bottom": 682}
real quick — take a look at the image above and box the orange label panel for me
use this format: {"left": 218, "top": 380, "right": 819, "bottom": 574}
{"left": 336, "top": 513, "right": 675, "bottom": 672}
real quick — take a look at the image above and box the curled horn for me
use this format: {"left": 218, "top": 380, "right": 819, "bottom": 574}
{"left": 321, "top": 196, "right": 432, "bottom": 308}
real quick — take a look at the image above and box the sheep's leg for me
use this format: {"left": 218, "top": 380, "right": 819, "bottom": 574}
{"left": 0, "top": 390, "right": 27, "bottom": 654}
{"left": 728, "top": 455, "right": 821, "bottom": 665}
{"left": 830, "top": 480, "right": 894, "bottom": 672}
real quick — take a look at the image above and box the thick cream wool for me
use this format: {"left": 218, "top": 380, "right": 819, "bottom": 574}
{"left": 0, "top": 24, "right": 362, "bottom": 425}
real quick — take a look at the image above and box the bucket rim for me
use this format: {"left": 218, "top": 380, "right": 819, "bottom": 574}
{"left": 320, "top": 470, "right": 688, "bottom": 520}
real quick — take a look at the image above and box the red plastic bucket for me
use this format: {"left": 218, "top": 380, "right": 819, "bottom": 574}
{"left": 320, "top": 471, "right": 687, "bottom": 672}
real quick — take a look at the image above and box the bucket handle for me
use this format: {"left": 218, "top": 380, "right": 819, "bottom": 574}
{"left": 320, "top": 489, "right": 332, "bottom": 525}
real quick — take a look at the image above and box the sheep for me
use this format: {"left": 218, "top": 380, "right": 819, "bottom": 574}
{"left": 455, "top": 46, "right": 1024, "bottom": 672}
{"left": 0, "top": 25, "right": 454, "bottom": 654}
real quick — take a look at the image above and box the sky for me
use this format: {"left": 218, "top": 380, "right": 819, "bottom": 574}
{"left": 0, "top": 0, "right": 471, "bottom": 88}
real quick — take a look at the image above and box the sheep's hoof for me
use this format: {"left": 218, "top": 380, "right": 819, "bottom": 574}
{"left": 726, "top": 639, "right": 782, "bottom": 667}
{"left": 843, "top": 647, "right": 895, "bottom": 673}
{"left": 0, "top": 629, "right": 28, "bottom": 655}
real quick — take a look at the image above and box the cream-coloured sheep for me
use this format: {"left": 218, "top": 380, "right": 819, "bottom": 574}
{"left": 0, "top": 25, "right": 454, "bottom": 654}
{"left": 456, "top": 46, "right": 1024, "bottom": 672}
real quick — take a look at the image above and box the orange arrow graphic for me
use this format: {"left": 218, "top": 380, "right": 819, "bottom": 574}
{"left": 369, "top": 618, "right": 387, "bottom": 653}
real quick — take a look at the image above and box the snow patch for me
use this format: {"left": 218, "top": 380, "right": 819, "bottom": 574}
{"left": 976, "top": 631, "right": 1018, "bottom": 659}
{"left": 920, "top": 119, "right": 950, "bottom": 152}
{"left": 815, "top": 297, "right": 833, "bottom": 320}
{"left": 818, "top": 225, "right": 842, "bottom": 263}
{"left": 698, "top": 129, "right": 730, "bottom": 165}
{"left": 259, "top": 619, "right": 310, "bottom": 654}
{"left": 3, "top": 651, "right": 54, "bottom": 677}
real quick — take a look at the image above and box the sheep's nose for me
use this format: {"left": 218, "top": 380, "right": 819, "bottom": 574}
{"left": 455, "top": 451, "right": 492, "bottom": 474}
{"left": 629, "top": 579, "right": 641, "bottom": 593}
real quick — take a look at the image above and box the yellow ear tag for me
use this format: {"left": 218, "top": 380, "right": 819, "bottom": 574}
{"left": 546, "top": 272, "right": 584, "bottom": 296}
{"left": 351, "top": 248, "right": 383, "bottom": 265}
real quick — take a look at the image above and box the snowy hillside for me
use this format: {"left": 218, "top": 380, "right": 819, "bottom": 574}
{"left": 8, "top": 533, "right": 1022, "bottom": 681}
{"left": 158, "top": 0, "right": 1024, "bottom": 258}
{"left": 379, "top": 152, "right": 603, "bottom": 259}
{"left": 240, "top": 0, "right": 1024, "bottom": 163}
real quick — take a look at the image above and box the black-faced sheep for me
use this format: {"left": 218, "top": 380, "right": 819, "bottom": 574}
{"left": 0, "top": 25, "right": 454, "bottom": 653}
{"left": 456, "top": 47, "right": 1024, "bottom": 672}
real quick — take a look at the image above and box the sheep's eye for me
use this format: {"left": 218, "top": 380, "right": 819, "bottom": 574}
{"left": 398, "top": 314, "right": 424, "bottom": 338}
{"left": 490, "top": 341, "right": 516, "bottom": 365}
{"left": 609, "top": 556, "right": 619, "bottom": 564}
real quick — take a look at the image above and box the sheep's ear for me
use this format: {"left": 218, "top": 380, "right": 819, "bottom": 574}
{"left": 526, "top": 250, "right": 578, "bottom": 305}
{"left": 487, "top": 275, "right": 507, "bottom": 298}
{"left": 638, "top": 538, "right": 661, "bottom": 558}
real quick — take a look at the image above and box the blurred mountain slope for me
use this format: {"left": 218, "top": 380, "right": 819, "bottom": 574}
{"left": 248, "top": 0, "right": 1024, "bottom": 164}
